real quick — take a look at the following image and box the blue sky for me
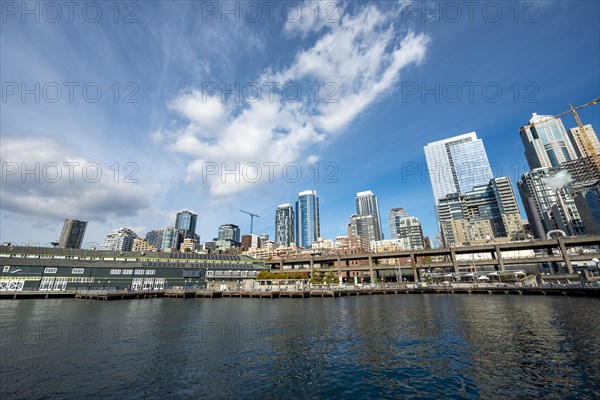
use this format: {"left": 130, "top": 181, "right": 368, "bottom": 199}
{"left": 1, "top": 0, "right": 599, "bottom": 247}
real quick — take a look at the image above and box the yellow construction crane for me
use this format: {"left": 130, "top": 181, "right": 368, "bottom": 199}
{"left": 555, "top": 97, "right": 600, "bottom": 170}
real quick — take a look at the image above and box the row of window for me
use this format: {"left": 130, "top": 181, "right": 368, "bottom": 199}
{"left": 110, "top": 269, "right": 155, "bottom": 275}
{"left": 205, "top": 270, "right": 258, "bottom": 277}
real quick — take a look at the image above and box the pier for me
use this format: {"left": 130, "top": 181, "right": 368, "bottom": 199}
{"left": 1, "top": 285, "right": 599, "bottom": 300}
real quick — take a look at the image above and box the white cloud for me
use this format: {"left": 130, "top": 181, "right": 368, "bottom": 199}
{"left": 0, "top": 136, "right": 151, "bottom": 223}
{"left": 156, "top": 2, "right": 430, "bottom": 199}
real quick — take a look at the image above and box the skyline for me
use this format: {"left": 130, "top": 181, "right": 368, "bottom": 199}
{"left": 1, "top": 1, "right": 599, "bottom": 246}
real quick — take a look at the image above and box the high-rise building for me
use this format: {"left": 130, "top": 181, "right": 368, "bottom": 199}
{"left": 388, "top": 208, "right": 409, "bottom": 239}
{"left": 424, "top": 132, "right": 494, "bottom": 203}
{"left": 58, "top": 219, "right": 87, "bottom": 249}
{"left": 161, "top": 227, "right": 180, "bottom": 252}
{"left": 347, "top": 214, "right": 380, "bottom": 248}
{"left": 355, "top": 190, "right": 383, "bottom": 240}
{"left": 259, "top": 233, "right": 269, "bottom": 242}
{"left": 296, "top": 190, "right": 320, "bottom": 248}
{"left": 101, "top": 228, "right": 138, "bottom": 251}
{"left": 175, "top": 211, "right": 197, "bottom": 239}
{"left": 218, "top": 224, "right": 240, "bottom": 243}
{"left": 517, "top": 167, "right": 586, "bottom": 238}
{"left": 396, "top": 216, "right": 424, "bottom": 250}
{"left": 567, "top": 124, "right": 600, "bottom": 159}
{"left": 438, "top": 177, "right": 524, "bottom": 246}
{"left": 574, "top": 183, "right": 600, "bottom": 234}
{"left": 145, "top": 229, "right": 164, "bottom": 250}
{"left": 520, "top": 113, "right": 578, "bottom": 169}
{"left": 275, "top": 204, "right": 294, "bottom": 246}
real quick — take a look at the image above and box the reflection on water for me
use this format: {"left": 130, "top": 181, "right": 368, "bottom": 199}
{"left": 1, "top": 295, "right": 599, "bottom": 399}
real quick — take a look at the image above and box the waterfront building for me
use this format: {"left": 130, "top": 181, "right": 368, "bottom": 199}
{"left": 517, "top": 167, "right": 585, "bottom": 238}
{"left": 566, "top": 124, "right": 600, "bottom": 160}
{"left": 424, "top": 132, "right": 494, "bottom": 204}
{"left": 275, "top": 204, "right": 295, "bottom": 246}
{"left": 295, "top": 190, "right": 320, "bottom": 248}
{"left": 145, "top": 229, "right": 164, "bottom": 250}
{"left": 438, "top": 177, "right": 524, "bottom": 246}
{"left": 355, "top": 191, "right": 383, "bottom": 240}
{"left": 58, "top": 219, "right": 87, "bottom": 249}
{"left": 101, "top": 228, "right": 138, "bottom": 251}
{"left": 0, "top": 244, "right": 266, "bottom": 292}
{"left": 520, "top": 113, "right": 578, "bottom": 169}
{"left": 388, "top": 208, "right": 409, "bottom": 239}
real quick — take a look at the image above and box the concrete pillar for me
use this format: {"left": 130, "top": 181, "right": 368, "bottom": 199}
{"left": 494, "top": 244, "right": 505, "bottom": 272}
{"left": 450, "top": 248, "right": 459, "bottom": 274}
{"left": 310, "top": 258, "right": 314, "bottom": 278}
{"left": 557, "top": 238, "right": 574, "bottom": 274}
{"left": 410, "top": 252, "right": 417, "bottom": 283}
{"left": 368, "top": 256, "right": 374, "bottom": 283}
{"left": 337, "top": 256, "right": 342, "bottom": 277}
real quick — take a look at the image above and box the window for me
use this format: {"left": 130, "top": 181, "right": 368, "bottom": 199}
{"left": 134, "top": 270, "right": 145, "bottom": 275}
{"left": 44, "top": 267, "right": 57, "bottom": 274}
{"left": 72, "top": 268, "right": 84, "bottom": 274}
{"left": 122, "top": 269, "right": 133, "bottom": 275}
{"left": 110, "top": 269, "right": 122, "bottom": 275}
{"left": 2, "top": 266, "right": 9, "bottom": 272}
{"left": 145, "top": 270, "right": 155, "bottom": 275}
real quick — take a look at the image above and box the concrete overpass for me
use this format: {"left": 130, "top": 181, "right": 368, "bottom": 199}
{"left": 265, "top": 236, "right": 600, "bottom": 282}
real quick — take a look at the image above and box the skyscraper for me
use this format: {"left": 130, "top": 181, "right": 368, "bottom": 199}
{"left": 567, "top": 124, "right": 600, "bottom": 159}
{"left": 101, "top": 228, "right": 138, "bottom": 251}
{"left": 58, "top": 219, "right": 87, "bottom": 249}
{"left": 388, "top": 208, "right": 409, "bottom": 239}
{"left": 275, "top": 204, "right": 294, "bottom": 246}
{"left": 218, "top": 224, "right": 240, "bottom": 243}
{"left": 175, "top": 211, "right": 197, "bottom": 239}
{"left": 520, "top": 113, "right": 578, "bottom": 169}
{"left": 296, "top": 190, "right": 320, "bottom": 248}
{"left": 438, "top": 177, "right": 524, "bottom": 246}
{"left": 424, "top": 132, "right": 494, "bottom": 203}
{"left": 347, "top": 214, "right": 380, "bottom": 247}
{"left": 355, "top": 190, "right": 383, "bottom": 240}
{"left": 396, "top": 216, "right": 425, "bottom": 250}
{"left": 517, "top": 167, "right": 586, "bottom": 238}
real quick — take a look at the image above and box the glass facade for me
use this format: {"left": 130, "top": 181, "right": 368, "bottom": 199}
{"left": 424, "top": 132, "right": 493, "bottom": 203}
{"left": 355, "top": 191, "right": 383, "bottom": 240}
{"left": 275, "top": 204, "right": 294, "bottom": 246}
{"left": 295, "top": 190, "right": 320, "bottom": 248}
{"left": 520, "top": 114, "right": 578, "bottom": 169}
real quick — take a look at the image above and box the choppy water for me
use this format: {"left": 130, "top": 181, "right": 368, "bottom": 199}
{"left": 1, "top": 295, "right": 599, "bottom": 399}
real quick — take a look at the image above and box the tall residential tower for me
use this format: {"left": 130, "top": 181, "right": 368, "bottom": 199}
{"left": 296, "top": 190, "right": 320, "bottom": 248}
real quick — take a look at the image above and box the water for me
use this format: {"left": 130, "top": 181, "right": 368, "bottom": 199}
{"left": 1, "top": 295, "right": 599, "bottom": 399}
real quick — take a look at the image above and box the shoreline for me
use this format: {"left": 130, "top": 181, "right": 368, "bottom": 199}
{"left": 2, "top": 285, "right": 599, "bottom": 300}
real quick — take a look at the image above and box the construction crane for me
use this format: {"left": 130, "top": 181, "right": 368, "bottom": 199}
{"left": 239, "top": 210, "right": 260, "bottom": 235}
{"left": 554, "top": 97, "right": 600, "bottom": 171}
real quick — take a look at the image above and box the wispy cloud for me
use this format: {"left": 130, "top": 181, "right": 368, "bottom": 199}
{"left": 156, "top": 2, "right": 430, "bottom": 198}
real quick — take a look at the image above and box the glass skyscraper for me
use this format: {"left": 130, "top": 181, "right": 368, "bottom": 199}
{"left": 424, "top": 132, "right": 494, "bottom": 203}
{"left": 355, "top": 190, "right": 383, "bottom": 240}
{"left": 520, "top": 113, "right": 578, "bottom": 169}
{"left": 388, "top": 208, "right": 409, "bottom": 239}
{"left": 295, "top": 190, "right": 320, "bottom": 248}
{"left": 58, "top": 219, "right": 87, "bottom": 249}
{"left": 275, "top": 204, "right": 294, "bottom": 246}
{"left": 175, "top": 210, "right": 197, "bottom": 239}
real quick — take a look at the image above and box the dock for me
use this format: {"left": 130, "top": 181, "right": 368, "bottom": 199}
{"left": 1, "top": 286, "right": 599, "bottom": 300}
